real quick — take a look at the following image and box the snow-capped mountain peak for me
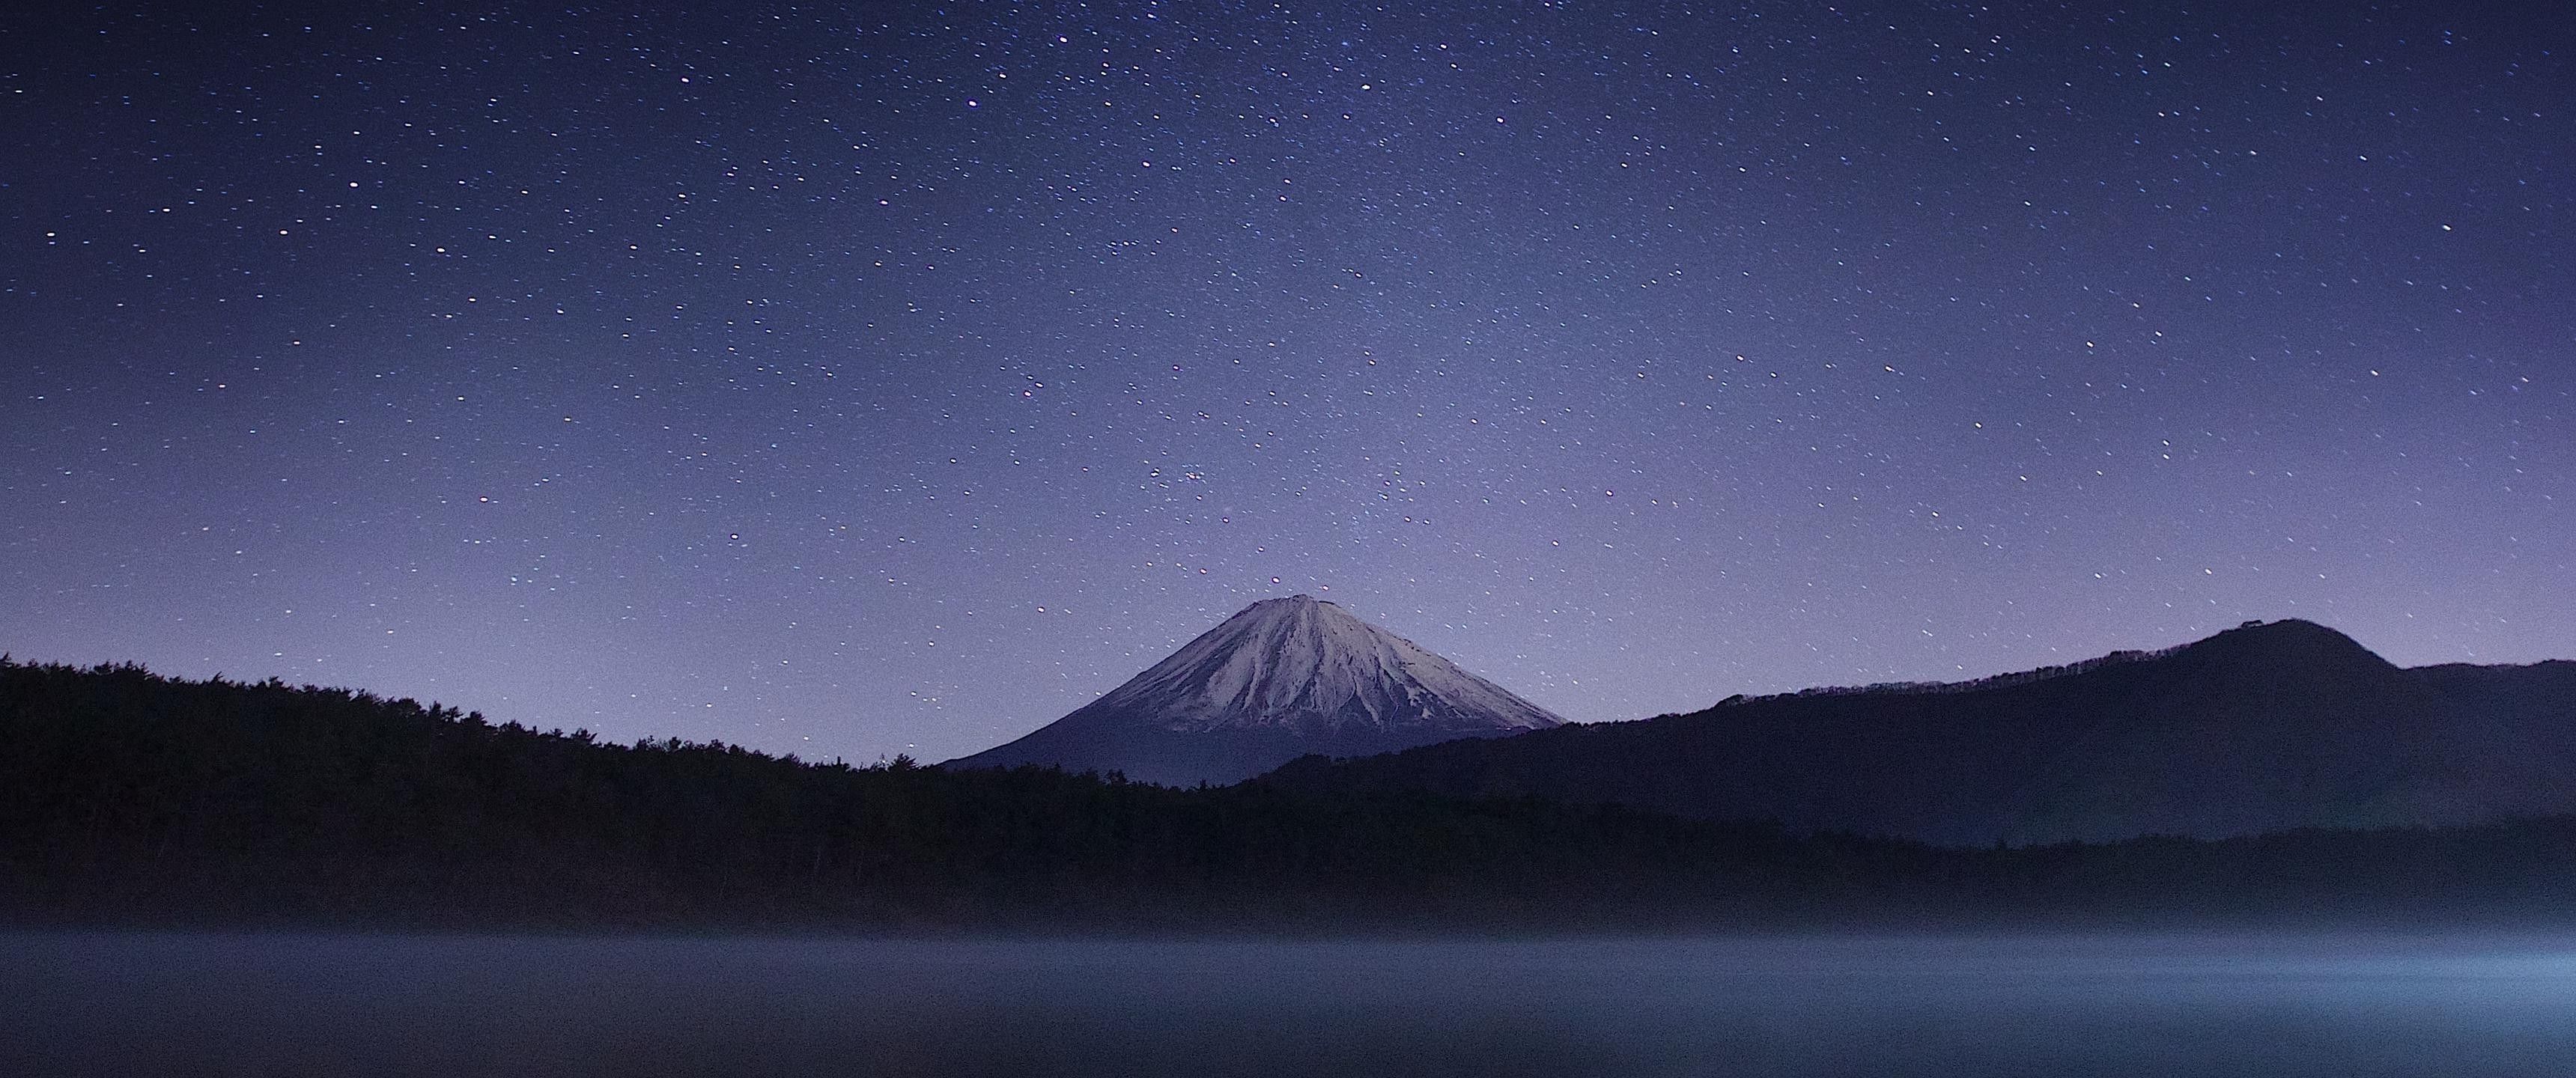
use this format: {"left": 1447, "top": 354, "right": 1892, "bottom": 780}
{"left": 944, "top": 596, "right": 1562, "bottom": 785}
{"left": 1102, "top": 595, "right": 1563, "bottom": 734}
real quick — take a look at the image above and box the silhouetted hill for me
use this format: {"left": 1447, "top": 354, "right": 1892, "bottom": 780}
{"left": 1263, "top": 621, "right": 2576, "bottom": 844}
{"left": 13, "top": 653, "right": 2576, "bottom": 931}
{"left": 0, "top": 656, "right": 1904, "bottom": 930}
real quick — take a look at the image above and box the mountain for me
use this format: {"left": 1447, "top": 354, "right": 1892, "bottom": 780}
{"left": 1263, "top": 619, "right": 2576, "bottom": 844}
{"left": 944, "top": 595, "right": 1564, "bottom": 786}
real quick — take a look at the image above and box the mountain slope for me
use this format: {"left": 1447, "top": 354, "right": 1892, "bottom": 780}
{"left": 1263, "top": 620, "right": 2576, "bottom": 844}
{"left": 944, "top": 596, "right": 1562, "bottom": 786}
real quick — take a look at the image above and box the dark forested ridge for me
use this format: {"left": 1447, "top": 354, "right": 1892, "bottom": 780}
{"left": 0, "top": 656, "right": 1917, "bottom": 930}
{"left": 8, "top": 654, "right": 2576, "bottom": 932}
{"left": 1265, "top": 620, "right": 2576, "bottom": 845}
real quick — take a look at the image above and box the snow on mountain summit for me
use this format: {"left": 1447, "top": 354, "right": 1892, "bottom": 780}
{"left": 1102, "top": 594, "right": 1563, "bottom": 734}
{"left": 943, "top": 596, "right": 1562, "bottom": 785}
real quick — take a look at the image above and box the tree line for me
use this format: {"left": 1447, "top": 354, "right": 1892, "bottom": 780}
{"left": 5, "top": 656, "right": 2573, "bottom": 931}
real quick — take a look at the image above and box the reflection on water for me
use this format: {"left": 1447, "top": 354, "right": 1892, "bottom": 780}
{"left": 8, "top": 931, "right": 2576, "bottom": 1077}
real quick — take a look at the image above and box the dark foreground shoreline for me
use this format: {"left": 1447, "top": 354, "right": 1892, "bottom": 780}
{"left": 13, "top": 823, "right": 2576, "bottom": 937}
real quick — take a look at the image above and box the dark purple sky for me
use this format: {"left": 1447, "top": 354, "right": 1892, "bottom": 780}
{"left": 6, "top": 2, "right": 2569, "bottom": 765}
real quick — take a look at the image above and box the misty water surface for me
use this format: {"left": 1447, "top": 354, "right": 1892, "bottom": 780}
{"left": 8, "top": 931, "right": 2576, "bottom": 1077}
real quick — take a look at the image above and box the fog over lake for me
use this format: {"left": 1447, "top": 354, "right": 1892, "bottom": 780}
{"left": 10, "top": 932, "right": 2576, "bottom": 1077}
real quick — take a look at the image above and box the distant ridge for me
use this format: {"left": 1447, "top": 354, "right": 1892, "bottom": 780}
{"left": 1734, "top": 619, "right": 2375, "bottom": 703}
{"left": 944, "top": 597, "right": 1562, "bottom": 786}
{"left": 1751, "top": 643, "right": 2175, "bottom": 701}
{"left": 1266, "top": 619, "right": 2576, "bottom": 844}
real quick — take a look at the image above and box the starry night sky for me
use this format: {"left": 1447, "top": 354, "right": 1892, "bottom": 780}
{"left": 7, "top": 2, "right": 2569, "bottom": 764}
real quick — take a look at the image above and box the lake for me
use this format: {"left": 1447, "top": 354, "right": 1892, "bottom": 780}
{"left": 7, "top": 931, "right": 2576, "bottom": 1076}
